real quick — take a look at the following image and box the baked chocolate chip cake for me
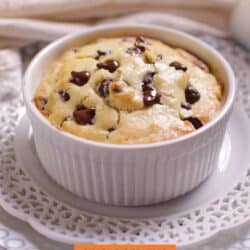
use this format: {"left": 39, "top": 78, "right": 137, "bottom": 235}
{"left": 34, "top": 36, "right": 222, "bottom": 144}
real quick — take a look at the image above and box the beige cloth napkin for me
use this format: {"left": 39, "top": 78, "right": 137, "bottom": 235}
{"left": 0, "top": 0, "right": 236, "bottom": 48}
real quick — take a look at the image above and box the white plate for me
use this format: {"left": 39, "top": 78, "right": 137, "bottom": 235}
{"left": 8, "top": 104, "right": 250, "bottom": 246}
{"left": 15, "top": 107, "right": 247, "bottom": 218}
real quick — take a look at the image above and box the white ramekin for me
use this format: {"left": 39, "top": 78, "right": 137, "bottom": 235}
{"left": 23, "top": 25, "right": 236, "bottom": 206}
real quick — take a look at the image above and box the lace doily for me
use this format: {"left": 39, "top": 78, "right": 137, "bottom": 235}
{"left": 0, "top": 36, "right": 250, "bottom": 247}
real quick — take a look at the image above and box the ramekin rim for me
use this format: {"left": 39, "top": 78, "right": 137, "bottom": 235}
{"left": 23, "top": 24, "right": 236, "bottom": 150}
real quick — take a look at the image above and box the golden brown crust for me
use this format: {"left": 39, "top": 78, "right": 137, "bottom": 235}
{"left": 34, "top": 36, "right": 222, "bottom": 144}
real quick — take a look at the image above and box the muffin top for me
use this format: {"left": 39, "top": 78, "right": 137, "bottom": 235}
{"left": 34, "top": 36, "right": 222, "bottom": 144}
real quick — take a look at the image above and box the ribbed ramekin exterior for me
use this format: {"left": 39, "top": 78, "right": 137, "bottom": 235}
{"left": 23, "top": 25, "right": 235, "bottom": 207}
{"left": 28, "top": 110, "right": 230, "bottom": 206}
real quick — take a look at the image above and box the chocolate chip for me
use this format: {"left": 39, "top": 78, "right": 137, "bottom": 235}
{"left": 169, "top": 61, "right": 187, "bottom": 72}
{"left": 126, "top": 47, "right": 143, "bottom": 56}
{"left": 135, "top": 44, "right": 145, "bottom": 52}
{"left": 95, "top": 50, "right": 110, "bottom": 60}
{"left": 185, "top": 83, "right": 200, "bottom": 104}
{"left": 70, "top": 71, "right": 90, "bottom": 86}
{"left": 97, "top": 50, "right": 107, "bottom": 56}
{"left": 181, "top": 101, "right": 191, "bottom": 110}
{"left": 135, "top": 36, "right": 148, "bottom": 52}
{"left": 136, "top": 36, "right": 146, "bottom": 43}
{"left": 98, "top": 79, "right": 112, "bottom": 97}
{"left": 97, "top": 59, "right": 120, "bottom": 73}
{"left": 107, "top": 127, "right": 115, "bottom": 132}
{"left": 143, "top": 72, "right": 155, "bottom": 85}
{"left": 184, "top": 117, "right": 203, "bottom": 129}
{"left": 142, "top": 84, "right": 161, "bottom": 106}
{"left": 126, "top": 36, "right": 146, "bottom": 57}
{"left": 73, "top": 105, "right": 96, "bottom": 125}
{"left": 58, "top": 90, "right": 70, "bottom": 102}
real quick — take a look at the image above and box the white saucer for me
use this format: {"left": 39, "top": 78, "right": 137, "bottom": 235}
{"left": 14, "top": 105, "right": 250, "bottom": 219}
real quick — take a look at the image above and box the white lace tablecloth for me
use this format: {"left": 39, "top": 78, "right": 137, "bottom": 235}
{"left": 0, "top": 35, "right": 250, "bottom": 250}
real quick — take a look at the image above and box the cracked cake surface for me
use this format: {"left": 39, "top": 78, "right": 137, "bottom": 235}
{"left": 34, "top": 36, "right": 222, "bottom": 144}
